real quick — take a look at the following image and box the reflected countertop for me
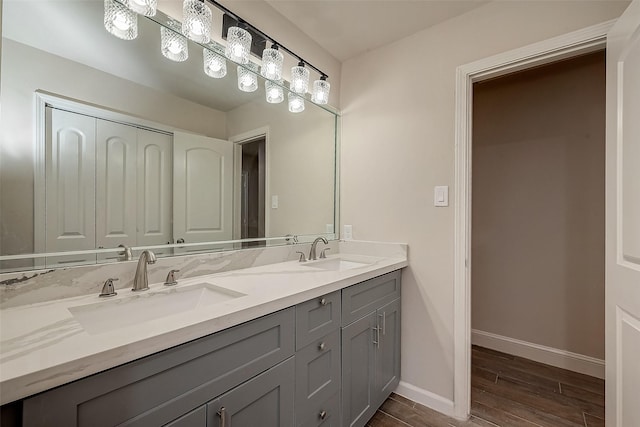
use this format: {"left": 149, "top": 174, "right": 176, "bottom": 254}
{"left": 0, "top": 243, "right": 407, "bottom": 405}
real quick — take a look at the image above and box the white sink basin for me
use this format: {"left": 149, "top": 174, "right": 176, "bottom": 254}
{"left": 69, "top": 282, "right": 246, "bottom": 335}
{"left": 302, "top": 258, "right": 371, "bottom": 272}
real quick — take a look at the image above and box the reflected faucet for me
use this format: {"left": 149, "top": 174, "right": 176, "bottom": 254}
{"left": 309, "top": 237, "right": 328, "bottom": 261}
{"left": 132, "top": 250, "right": 156, "bottom": 292}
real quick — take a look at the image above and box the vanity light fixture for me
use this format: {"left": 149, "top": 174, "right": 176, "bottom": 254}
{"left": 126, "top": 0, "right": 156, "bottom": 17}
{"left": 104, "top": 0, "right": 138, "bottom": 40}
{"left": 225, "top": 24, "right": 252, "bottom": 64}
{"left": 182, "top": 0, "right": 212, "bottom": 43}
{"left": 288, "top": 92, "right": 305, "bottom": 113}
{"left": 311, "top": 75, "right": 330, "bottom": 105}
{"left": 204, "top": 48, "right": 227, "bottom": 78}
{"left": 265, "top": 79, "right": 284, "bottom": 104}
{"left": 161, "top": 27, "right": 189, "bottom": 62}
{"left": 261, "top": 44, "right": 284, "bottom": 81}
{"left": 237, "top": 66, "right": 258, "bottom": 92}
{"left": 291, "top": 62, "right": 310, "bottom": 94}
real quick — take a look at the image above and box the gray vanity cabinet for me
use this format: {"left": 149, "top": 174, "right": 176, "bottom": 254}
{"left": 341, "top": 271, "right": 401, "bottom": 427}
{"left": 16, "top": 270, "right": 403, "bottom": 427}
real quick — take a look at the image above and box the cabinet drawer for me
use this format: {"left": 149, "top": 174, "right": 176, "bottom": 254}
{"left": 296, "top": 290, "right": 340, "bottom": 350}
{"left": 23, "top": 308, "right": 295, "bottom": 427}
{"left": 295, "top": 329, "right": 340, "bottom": 422}
{"left": 341, "top": 270, "right": 401, "bottom": 326}
{"left": 298, "top": 393, "right": 340, "bottom": 427}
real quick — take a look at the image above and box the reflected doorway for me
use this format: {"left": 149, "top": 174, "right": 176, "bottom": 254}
{"left": 240, "top": 137, "right": 266, "bottom": 248}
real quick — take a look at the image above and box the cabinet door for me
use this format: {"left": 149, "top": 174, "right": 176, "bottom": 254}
{"left": 374, "top": 298, "right": 401, "bottom": 406}
{"left": 164, "top": 405, "right": 206, "bottom": 427}
{"left": 207, "top": 358, "right": 295, "bottom": 427}
{"left": 341, "top": 312, "right": 377, "bottom": 427}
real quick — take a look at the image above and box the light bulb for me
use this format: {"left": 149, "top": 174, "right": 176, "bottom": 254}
{"left": 113, "top": 12, "right": 130, "bottom": 30}
{"left": 225, "top": 26, "right": 251, "bottom": 64}
{"left": 265, "top": 80, "right": 284, "bottom": 103}
{"left": 127, "top": 0, "right": 156, "bottom": 17}
{"left": 288, "top": 92, "right": 305, "bottom": 113}
{"left": 237, "top": 66, "right": 257, "bottom": 92}
{"left": 182, "top": 0, "right": 211, "bottom": 43}
{"left": 204, "top": 48, "right": 227, "bottom": 78}
{"left": 104, "top": 0, "right": 138, "bottom": 40}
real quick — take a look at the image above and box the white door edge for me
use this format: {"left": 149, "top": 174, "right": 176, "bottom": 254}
{"left": 452, "top": 20, "right": 614, "bottom": 420}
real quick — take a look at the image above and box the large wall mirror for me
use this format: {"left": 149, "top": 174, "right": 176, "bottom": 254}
{"left": 0, "top": 0, "right": 338, "bottom": 272}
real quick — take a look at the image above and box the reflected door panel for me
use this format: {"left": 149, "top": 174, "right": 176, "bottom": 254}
{"left": 96, "top": 120, "right": 137, "bottom": 260}
{"left": 45, "top": 108, "right": 96, "bottom": 266}
{"left": 174, "top": 132, "right": 233, "bottom": 253}
{"left": 137, "top": 129, "right": 172, "bottom": 256}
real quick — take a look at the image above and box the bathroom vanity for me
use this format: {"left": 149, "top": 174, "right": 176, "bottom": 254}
{"left": 0, "top": 247, "right": 406, "bottom": 427}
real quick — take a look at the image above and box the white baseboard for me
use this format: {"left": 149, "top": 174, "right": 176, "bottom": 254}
{"left": 472, "top": 329, "right": 605, "bottom": 379}
{"left": 394, "top": 381, "right": 457, "bottom": 419}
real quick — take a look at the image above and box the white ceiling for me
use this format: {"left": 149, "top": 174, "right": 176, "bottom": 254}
{"left": 263, "top": 0, "right": 489, "bottom": 61}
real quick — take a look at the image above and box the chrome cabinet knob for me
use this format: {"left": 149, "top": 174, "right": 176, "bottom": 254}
{"left": 319, "top": 410, "right": 327, "bottom": 420}
{"left": 319, "top": 297, "right": 327, "bottom": 306}
{"left": 318, "top": 342, "right": 325, "bottom": 351}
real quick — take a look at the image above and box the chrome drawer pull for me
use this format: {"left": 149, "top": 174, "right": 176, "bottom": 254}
{"left": 218, "top": 407, "right": 228, "bottom": 427}
{"left": 319, "top": 410, "right": 327, "bottom": 420}
{"left": 379, "top": 312, "right": 386, "bottom": 335}
{"left": 318, "top": 342, "right": 326, "bottom": 351}
{"left": 319, "top": 297, "right": 327, "bottom": 306}
{"left": 372, "top": 326, "right": 380, "bottom": 347}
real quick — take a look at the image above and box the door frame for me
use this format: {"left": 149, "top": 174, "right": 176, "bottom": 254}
{"left": 229, "top": 126, "right": 271, "bottom": 241}
{"left": 452, "top": 20, "right": 614, "bottom": 419}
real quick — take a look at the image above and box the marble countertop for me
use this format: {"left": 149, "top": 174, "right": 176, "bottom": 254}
{"left": 0, "top": 249, "right": 407, "bottom": 404}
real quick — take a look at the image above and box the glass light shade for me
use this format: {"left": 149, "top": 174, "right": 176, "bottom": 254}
{"left": 290, "top": 65, "right": 309, "bottom": 94}
{"left": 237, "top": 66, "right": 258, "bottom": 92}
{"left": 311, "top": 79, "right": 330, "bottom": 104}
{"left": 265, "top": 80, "right": 284, "bottom": 104}
{"left": 182, "top": 0, "right": 211, "bottom": 43}
{"left": 126, "top": 0, "right": 156, "bottom": 16}
{"left": 161, "top": 27, "right": 188, "bottom": 62}
{"left": 225, "top": 27, "right": 252, "bottom": 64}
{"left": 288, "top": 92, "right": 305, "bottom": 113}
{"left": 104, "top": 0, "right": 138, "bottom": 40}
{"left": 204, "top": 49, "right": 227, "bottom": 78}
{"left": 261, "top": 47, "right": 284, "bottom": 80}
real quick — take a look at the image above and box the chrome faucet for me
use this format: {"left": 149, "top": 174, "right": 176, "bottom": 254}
{"left": 309, "top": 237, "right": 328, "bottom": 261}
{"left": 132, "top": 250, "right": 156, "bottom": 292}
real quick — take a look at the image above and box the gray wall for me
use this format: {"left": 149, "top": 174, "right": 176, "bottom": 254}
{"left": 471, "top": 52, "right": 606, "bottom": 359}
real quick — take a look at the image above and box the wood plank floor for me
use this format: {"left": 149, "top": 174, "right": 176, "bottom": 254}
{"left": 367, "top": 346, "right": 605, "bottom": 427}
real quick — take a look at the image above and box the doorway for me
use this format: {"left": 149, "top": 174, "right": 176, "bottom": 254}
{"left": 468, "top": 51, "right": 606, "bottom": 425}
{"left": 452, "top": 21, "right": 613, "bottom": 420}
{"left": 240, "top": 137, "right": 266, "bottom": 248}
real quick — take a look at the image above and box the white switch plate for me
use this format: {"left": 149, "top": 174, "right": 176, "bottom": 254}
{"left": 271, "top": 195, "right": 278, "bottom": 209}
{"left": 434, "top": 186, "right": 449, "bottom": 207}
{"left": 343, "top": 224, "right": 353, "bottom": 240}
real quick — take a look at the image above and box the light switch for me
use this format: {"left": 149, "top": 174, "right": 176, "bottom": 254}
{"left": 434, "top": 186, "right": 449, "bottom": 207}
{"left": 343, "top": 224, "right": 353, "bottom": 240}
{"left": 271, "top": 195, "right": 278, "bottom": 209}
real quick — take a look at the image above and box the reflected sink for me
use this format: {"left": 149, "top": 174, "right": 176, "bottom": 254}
{"left": 69, "top": 282, "right": 245, "bottom": 335}
{"left": 302, "top": 258, "right": 371, "bottom": 272}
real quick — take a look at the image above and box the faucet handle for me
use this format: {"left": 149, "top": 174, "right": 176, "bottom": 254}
{"left": 296, "top": 251, "right": 307, "bottom": 262}
{"left": 164, "top": 269, "right": 180, "bottom": 286}
{"left": 320, "top": 248, "right": 331, "bottom": 259}
{"left": 99, "top": 278, "right": 119, "bottom": 297}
